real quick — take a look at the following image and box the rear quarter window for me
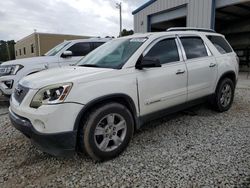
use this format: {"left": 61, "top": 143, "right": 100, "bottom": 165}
{"left": 180, "top": 37, "right": 208, "bottom": 59}
{"left": 207, "top": 35, "right": 233, "bottom": 54}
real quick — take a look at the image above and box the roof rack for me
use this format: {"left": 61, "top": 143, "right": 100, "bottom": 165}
{"left": 167, "top": 27, "right": 216, "bottom": 33}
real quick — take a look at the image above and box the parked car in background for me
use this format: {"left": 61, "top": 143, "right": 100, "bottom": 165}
{"left": 0, "top": 38, "right": 110, "bottom": 96}
{"left": 9, "top": 28, "right": 238, "bottom": 161}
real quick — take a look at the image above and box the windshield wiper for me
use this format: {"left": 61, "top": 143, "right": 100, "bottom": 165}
{"left": 79, "top": 64, "right": 100, "bottom": 68}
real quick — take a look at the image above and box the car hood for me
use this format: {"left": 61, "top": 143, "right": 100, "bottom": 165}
{"left": 1, "top": 56, "right": 58, "bottom": 66}
{"left": 19, "top": 66, "right": 113, "bottom": 89}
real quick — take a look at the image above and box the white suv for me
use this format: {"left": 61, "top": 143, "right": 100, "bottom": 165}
{"left": 9, "top": 28, "right": 239, "bottom": 161}
{"left": 0, "top": 38, "right": 110, "bottom": 96}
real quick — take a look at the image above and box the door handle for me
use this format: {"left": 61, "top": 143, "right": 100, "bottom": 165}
{"left": 176, "top": 69, "right": 185, "bottom": 75}
{"left": 209, "top": 63, "right": 216, "bottom": 68}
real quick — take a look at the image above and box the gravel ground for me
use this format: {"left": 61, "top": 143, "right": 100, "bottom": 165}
{"left": 0, "top": 89, "right": 249, "bottom": 188}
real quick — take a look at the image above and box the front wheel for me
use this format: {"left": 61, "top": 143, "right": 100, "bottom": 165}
{"left": 213, "top": 78, "right": 235, "bottom": 112}
{"left": 79, "top": 103, "right": 134, "bottom": 161}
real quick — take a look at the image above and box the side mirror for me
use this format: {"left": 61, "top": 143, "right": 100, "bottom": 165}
{"left": 61, "top": 51, "right": 73, "bottom": 58}
{"left": 136, "top": 56, "right": 161, "bottom": 69}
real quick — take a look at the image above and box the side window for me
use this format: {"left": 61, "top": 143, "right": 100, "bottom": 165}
{"left": 67, "top": 42, "right": 91, "bottom": 56}
{"left": 145, "top": 38, "right": 179, "bottom": 64}
{"left": 93, "top": 42, "right": 105, "bottom": 50}
{"left": 180, "top": 37, "right": 208, "bottom": 59}
{"left": 31, "top": 44, "right": 34, "bottom": 53}
{"left": 207, "top": 35, "right": 232, "bottom": 54}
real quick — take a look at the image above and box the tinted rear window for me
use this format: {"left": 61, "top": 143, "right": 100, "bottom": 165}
{"left": 180, "top": 37, "right": 208, "bottom": 59}
{"left": 207, "top": 35, "right": 232, "bottom": 54}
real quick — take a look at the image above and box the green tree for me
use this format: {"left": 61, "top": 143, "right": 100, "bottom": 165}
{"left": 0, "top": 40, "right": 16, "bottom": 62}
{"left": 120, "top": 29, "right": 134, "bottom": 37}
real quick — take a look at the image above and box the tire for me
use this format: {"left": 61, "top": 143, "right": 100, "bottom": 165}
{"left": 212, "top": 78, "right": 235, "bottom": 112}
{"left": 78, "top": 102, "right": 134, "bottom": 161}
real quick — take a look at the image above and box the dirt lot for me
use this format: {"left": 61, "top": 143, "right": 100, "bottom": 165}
{"left": 0, "top": 82, "right": 250, "bottom": 187}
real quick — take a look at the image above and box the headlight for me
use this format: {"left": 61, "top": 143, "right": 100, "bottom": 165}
{"left": 30, "top": 83, "right": 73, "bottom": 108}
{"left": 0, "top": 64, "right": 23, "bottom": 75}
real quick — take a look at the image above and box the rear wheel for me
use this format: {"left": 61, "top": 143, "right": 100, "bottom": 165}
{"left": 212, "top": 78, "right": 235, "bottom": 112}
{"left": 79, "top": 103, "right": 134, "bottom": 161}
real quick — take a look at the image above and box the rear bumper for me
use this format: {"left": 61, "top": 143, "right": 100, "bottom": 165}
{"left": 9, "top": 109, "right": 77, "bottom": 156}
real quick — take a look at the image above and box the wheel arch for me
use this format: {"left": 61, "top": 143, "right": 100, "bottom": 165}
{"left": 73, "top": 94, "right": 139, "bottom": 133}
{"left": 215, "top": 71, "right": 236, "bottom": 92}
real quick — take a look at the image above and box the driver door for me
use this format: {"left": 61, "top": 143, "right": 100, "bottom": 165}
{"left": 137, "top": 37, "right": 188, "bottom": 116}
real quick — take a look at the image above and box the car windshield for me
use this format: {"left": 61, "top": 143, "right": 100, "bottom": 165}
{"left": 45, "top": 41, "right": 71, "bottom": 56}
{"left": 77, "top": 37, "right": 147, "bottom": 69}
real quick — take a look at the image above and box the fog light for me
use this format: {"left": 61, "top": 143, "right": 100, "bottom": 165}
{"left": 4, "top": 80, "right": 14, "bottom": 89}
{"left": 34, "top": 119, "right": 46, "bottom": 132}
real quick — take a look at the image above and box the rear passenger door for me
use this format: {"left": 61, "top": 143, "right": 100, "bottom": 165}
{"left": 179, "top": 35, "right": 217, "bottom": 101}
{"left": 137, "top": 37, "right": 188, "bottom": 116}
{"left": 59, "top": 42, "right": 92, "bottom": 66}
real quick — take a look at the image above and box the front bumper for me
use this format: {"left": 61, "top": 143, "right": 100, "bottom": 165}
{"left": 10, "top": 92, "right": 84, "bottom": 133}
{"left": 9, "top": 109, "right": 77, "bottom": 156}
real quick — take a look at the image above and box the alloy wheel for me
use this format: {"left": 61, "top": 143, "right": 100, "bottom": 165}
{"left": 94, "top": 113, "right": 127, "bottom": 152}
{"left": 220, "top": 83, "right": 232, "bottom": 107}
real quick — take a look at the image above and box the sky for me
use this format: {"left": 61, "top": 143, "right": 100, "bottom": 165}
{"left": 0, "top": 0, "right": 147, "bottom": 41}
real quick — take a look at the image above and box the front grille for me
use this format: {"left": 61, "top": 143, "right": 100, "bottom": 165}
{"left": 14, "top": 84, "right": 29, "bottom": 104}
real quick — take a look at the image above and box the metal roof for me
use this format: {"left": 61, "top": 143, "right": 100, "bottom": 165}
{"left": 132, "top": 0, "right": 157, "bottom": 15}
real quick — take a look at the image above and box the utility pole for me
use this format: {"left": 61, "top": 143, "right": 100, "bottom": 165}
{"left": 116, "top": 2, "right": 122, "bottom": 37}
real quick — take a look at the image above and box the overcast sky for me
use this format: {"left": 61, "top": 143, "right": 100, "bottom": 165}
{"left": 0, "top": 0, "right": 146, "bottom": 41}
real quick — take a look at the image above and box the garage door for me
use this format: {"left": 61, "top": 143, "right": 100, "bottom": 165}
{"left": 149, "top": 6, "right": 187, "bottom": 32}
